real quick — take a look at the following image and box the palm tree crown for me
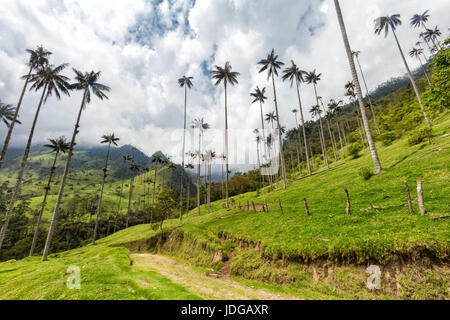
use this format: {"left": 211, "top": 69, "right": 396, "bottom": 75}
{"left": 71, "top": 69, "right": 110, "bottom": 104}
{"left": 44, "top": 137, "right": 70, "bottom": 154}
{"left": 374, "top": 14, "right": 402, "bottom": 37}
{"left": 250, "top": 86, "right": 267, "bottom": 104}
{"left": 28, "top": 64, "right": 71, "bottom": 102}
{"left": 258, "top": 49, "right": 284, "bottom": 79}
{"left": 26, "top": 46, "right": 52, "bottom": 70}
{"left": 0, "top": 102, "right": 21, "bottom": 128}
{"left": 282, "top": 60, "right": 306, "bottom": 86}
{"left": 409, "top": 47, "right": 424, "bottom": 59}
{"left": 212, "top": 62, "right": 240, "bottom": 86}
{"left": 101, "top": 134, "right": 120, "bottom": 146}
{"left": 305, "top": 70, "right": 322, "bottom": 85}
{"left": 310, "top": 105, "right": 322, "bottom": 118}
{"left": 410, "top": 10, "right": 430, "bottom": 28}
{"left": 178, "top": 76, "right": 194, "bottom": 89}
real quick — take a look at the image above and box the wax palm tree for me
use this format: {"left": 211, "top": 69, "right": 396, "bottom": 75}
{"left": 151, "top": 155, "right": 164, "bottom": 205}
{"left": 309, "top": 105, "right": 328, "bottom": 167}
{"left": 345, "top": 86, "right": 367, "bottom": 148}
{"left": 410, "top": 10, "right": 430, "bottom": 29}
{"left": 409, "top": 48, "right": 432, "bottom": 86}
{"left": 328, "top": 99, "right": 346, "bottom": 157}
{"left": 0, "top": 46, "right": 52, "bottom": 168}
{"left": 192, "top": 118, "right": 210, "bottom": 215}
{"left": 127, "top": 161, "right": 140, "bottom": 224}
{"left": 258, "top": 49, "right": 287, "bottom": 189}
{"left": 178, "top": 75, "right": 193, "bottom": 220}
{"left": 282, "top": 60, "right": 311, "bottom": 175}
{"left": 218, "top": 153, "right": 226, "bottom": 201}
{"left": 0, "top": 63, "right": 71, "bottom": 254}
{"left": 29, "top": 137, "right": 70, "bottom": 256}
{"left": 352, "top": 51, "right": 381, "bottom": 135}
{"left": 265, "top": 111, "right": 278, "bottom": 129}
{"left": 250, "top": 86, "right": 268, "bottom": 162}
{"left": 374, "top": 14, "right": 432, "bottom": 128}
{"left": 42, "top": 69, "right": 110, "bottom": 261}
{"left": 185, "top": 163, "right": 195, "bottom": 210}
{"left": 334, "top": 0, "right": 382, "bottom": 174}
{"left": 92, "top": 134, "right": 120, "bottom": 244}
{"left": 290, "top": 109, "right": 302, "bottom": 173}
{"left": 0, "top": 102, "right": 21, "bottom": 128}
{"left": 318, "top": 96, "right": 339, "bottom": 161}
{"left": 204, "top": 150, "right": 216, "bottom": 214}
{"left": 305, "top": 70, "right": 328, "bottom": 168}
{"left": 424, "top": 26, "right": 442, "bottom": 50}
{"left": 212, "top": 62, "right": 239, "bottom": 208}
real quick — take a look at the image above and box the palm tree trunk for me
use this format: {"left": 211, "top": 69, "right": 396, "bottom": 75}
{"left": 336, "top": 120, "right": 345, "bottom": 157}
{"left": 313, "top": 85, "right": 328, "bottom": 168}
{"left": 295, "top": 79, "right": 311, "bottom": 176}
{"left": 0, "top": 66, "right": 33, "bottom": 169}
{"left": 391, "top": 29, "right": 432, "bottom": 127}
{"left": 152, "top": 165, "right": 158, "bottom": 205}
{"left": 0, "top": 83, "right": 48, "bottom": 254}
{"left": 179, "top": 88, "right": 187, "bottom": 220}
{"left": 293, "top": 113, "right": 302, "bottom": 175}
{"left": 197, "top": 132, "right": 201, "bottom": 216}
{"left": 29, "top": 150, "right": 59, "bottom": 256}
{"left": 93, "top": 142, "right": 111, "bottom": 244}
{"left": 417, "top": 56, "right": 432, "bottom": 86}
{"left": 186, "top": 175, "right": 190, "bottom": 212}
{"left": 207, "top": 162, "right": 211, "bottom": 214}
{"left": 355, "top": 55, "right": 381, "bottom": 135}
{"left": 334, "top": 0, "right": 382, "bottom": 174}
{"left": 42, "top": 89, "right": 87, "bottom": 261}
{"left": 224, "top": 82, "right": 230, "bottom": 207}
{"left": 271, "top": 73, "right": 287, "bottom": 189}
{"left": 115, "top": 180, "right": 124, "bottom": 228}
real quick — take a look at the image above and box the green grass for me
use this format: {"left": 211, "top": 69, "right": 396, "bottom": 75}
{"left": 0, "top": 113, "right": 448, "bottom": 300}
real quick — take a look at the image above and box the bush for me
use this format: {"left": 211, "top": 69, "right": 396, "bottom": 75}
{"left": 348, "top": 142, "right": 362, "bottom": 159}
{"left": 359, "top": 167, "right": 374, "bottom": 180}
{"left": 378, "top": 131, "right": 398, "bottom": 146}
{"left": 407, "top": 128, "right": 433, "bottom": 146}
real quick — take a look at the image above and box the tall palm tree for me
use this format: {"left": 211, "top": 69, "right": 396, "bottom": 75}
{"left": 318, "top": 96, "right": 339, "bottom": 161}
{"left": 185, "top": 163, "right": 195, "bottom": 211}
{"left": 0, "top": 46, "right": 52, "bottom": 169}
{"left": 151, "top": 155, "right": 163, "bottom": 205}
{"left": 178, "top": 75, "right": 193, "bottom": 220}
{"left": 42, "top": 69, "right": 110, "bottom": 261}
{"left": 205, "top": 150, "right": 216, "bottom": 214}
{"left": 374, "top": 14, "right": 432, "bottom": 128}
{"left": 127, "top": 161, "right": 140, "bottom": 225}
{"left": 282, "top": 60, "right": 311, "bottom": 175}
{"left": 305, "top": 70, "right": 328, "bottom": 168}
{"left": 219, "top": 153, "right": 226, "bottom": 200}
{"left": 192, "top": 118, "right": 209, "bottom": 216}
{"left": 258, "top": 49, "right": 287, "bottom": 189}
{"left": 29, "top": 137, "right": 70, "bottom": 256}
{"left": 0, "top": 102, "right": 21, "bottom": 128}
{"left": 352, "top": 50, "right": 381, "bottom": 135}
{"left": 212, "top": 62, "right": 239, "bottom": 208}
{"left": 424, "top": 26, "right": 442, "bottom": 50}
{"left": 334, "top": 0, "right": 382, "bottom": 174}
{"left": 410, "top": 10, "right": 430, "bottom": 29}
{"left": 345, "top": 85, "right": 367, "bottom": 148}
{"left": 250, "top": 87, "right": 268, "bottom": 162}
{"left": 409, "top": 48, "right": 432, "bottom": 86}
{"left": 309, "top": 105, "right": 328, "bottom": 168}
{"left": 328, "top": 99, "right": 346, "bottom": 158}
{"left": 0, "top": 63, "right": 71, "bottom": 254}
{"left": 265, "top": 112, "right": 278, "bottom": 129}
{"left": 92, "top": 134, "right": 120, "bottom": 244}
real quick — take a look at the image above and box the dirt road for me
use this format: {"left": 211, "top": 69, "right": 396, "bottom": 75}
{"left": 131, "top": 253, "right": 302, "bottom": 300}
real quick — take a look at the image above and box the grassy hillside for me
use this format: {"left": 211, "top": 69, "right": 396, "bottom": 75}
{"left": 1, "top": 111, "right": 448, "bottom": 300}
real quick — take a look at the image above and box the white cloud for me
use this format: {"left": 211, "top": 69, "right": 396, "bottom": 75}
{"left": 0, "top": 0, "right": 448, "bottom": 167}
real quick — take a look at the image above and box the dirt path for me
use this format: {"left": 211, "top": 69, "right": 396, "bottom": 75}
{"left": 131, "top": 254, "right": 302, "bottom": 300}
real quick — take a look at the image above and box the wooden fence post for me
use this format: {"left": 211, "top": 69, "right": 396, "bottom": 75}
{"left": 303, "top": 198, "right": 310, "bottom": 216}
{"left": 247, "top": 200, "right": 250, "bottom": 211}
{"left": 417, "top": 180, "right": 426, "bottom": 215}
{"left": 252, "top": 201, "right": 257, "bottom": 212}
{"left": 264, "top": 198, "right": 269, "bottom": 212}
{"left": 344, "top": 187, "right": 351, "bottom": 216}
{"left": 404, "top": 182, "right": 414, "bottom": 215}
{"left": 278, "top": 199, "right": 284, "bottom": 215}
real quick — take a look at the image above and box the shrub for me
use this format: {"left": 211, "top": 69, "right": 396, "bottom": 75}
{"left": 359, "top": 167, "right": 374, "bottom": 180}
{"left": 378, "top": 131, "right": 398, "bottom": 146}
{"left": 348, "top": 142, "right": 362, "bottom": 159}
{"left": 407, "top": 128, "right": 433, "bottom": 146}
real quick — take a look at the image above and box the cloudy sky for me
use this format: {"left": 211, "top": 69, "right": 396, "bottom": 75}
{"left": 0, "top": 0, "right": 448, "bottom": 166}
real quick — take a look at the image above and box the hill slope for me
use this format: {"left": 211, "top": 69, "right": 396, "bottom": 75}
{"left": 1, "top": 112, "right": 448, "bottom": 300}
